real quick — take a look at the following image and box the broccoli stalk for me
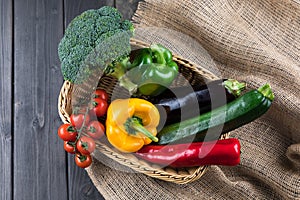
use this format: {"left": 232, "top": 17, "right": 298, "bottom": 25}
{"left": 58, "top": 6, "right": 135, "bottom": 84}
{"left": 105, "top": 57, "right": 139, "bottom": 94}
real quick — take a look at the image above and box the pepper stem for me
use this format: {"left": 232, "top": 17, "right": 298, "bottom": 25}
{"left": 119, "top": 75, "right": 138, "bottom": 95}
{"left": 223, "top": 79, "right": 247, "bottom": 97}
{"left": 127, "top": 117, "right": 159, "bottom": 142}
{"left": 104, "top": 57, "right": 138, "bottom": 95}
{"left": 257, "top": 83, "right": 275, "bottom": 101}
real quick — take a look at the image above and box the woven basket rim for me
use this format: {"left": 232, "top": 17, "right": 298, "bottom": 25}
{"left": 57, "top": 38, "right": 228, "bottom": 184}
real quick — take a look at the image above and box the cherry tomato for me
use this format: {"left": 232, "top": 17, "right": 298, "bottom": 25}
{"left": 63, "top": 141, "right": 76, "bottom": 154}
{"left": 70, "top": 113, "right": 90, "bottom": 129}
{"left": 91, "top": 98, "right": 108, "bottom": 117}
{"left": 88, "top": 108, "right": 98, "bottom": 121}
{"left": 76, "top": 136, "right": 96, "bottom": 155}
{"left": 87, "top": 121, "right": 105, "bottom": 139}
{"left": 75, "top": 153, "right": 92, "bottom": 168}
{"left": 58, "top": 124, "right": 78, "bottom": 142}
{"left": 93, "top": 89, "right": 109, "bottom": 101}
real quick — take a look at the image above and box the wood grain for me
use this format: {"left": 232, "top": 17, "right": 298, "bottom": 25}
{"left": 116, "top": 0, "right": 141, "bottom": 20}
{"left": 13, "top": 0, "right": 68, "bottom": 199}
{"left": 0, "top": 0, "right": 13, "bottom": 199}
{"left": 64, "top": 0, "right": 114, "bottom": 26}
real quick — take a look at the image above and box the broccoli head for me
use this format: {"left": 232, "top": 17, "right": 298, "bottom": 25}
{"left": 58, "top": 6, "right": 134, "bottom": 83}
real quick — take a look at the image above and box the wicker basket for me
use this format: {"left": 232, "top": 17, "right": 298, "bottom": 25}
{"left": 58, "top": 39, "right": 229, "bottom": 184}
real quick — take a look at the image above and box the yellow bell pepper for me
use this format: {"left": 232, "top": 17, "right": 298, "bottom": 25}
{"left": 106, "top": 98, "right": 160, "bottom": 153}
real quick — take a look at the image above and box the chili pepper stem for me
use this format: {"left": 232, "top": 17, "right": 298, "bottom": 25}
{"left": 127, "top": 118, "right": 159, "bottom": 142}
{"left": 223, "top": 79, "right": 246, "bottom": 97}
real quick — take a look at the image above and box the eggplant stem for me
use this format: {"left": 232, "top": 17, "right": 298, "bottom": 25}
{"left": 223, "top": 79, "right": 246, "bottom": 97}
{"left": 257, "top": 83, "right": 275, "bottom": 101}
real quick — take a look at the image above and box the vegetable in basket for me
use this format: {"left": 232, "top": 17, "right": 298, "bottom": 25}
{"left": 125, "top": 63, "right": 178, "bottom": 96}
{"left": 129, "top": 44, "right": 178, "bottom": 71}
{"left": 58, "top": 6, "right": 134, "bottom": 83}
{"left": 106, "top": 98, "right": 160, "bottom": 152}
{"left": 148, "top": 79, "right": 246, "bottom": 126}
{"left": 135, "top": 138, "right": 241, "bottom": 167}
{"left": 112, "top": 44, "right": 179, "bottom": 96}
{"left": 128, "top": 44, "right": 179, "bottom": 96}
{"left": 57, "top": 89, "right": 109, "bottom": 169}
{"left": 75, "top": 153, "right": 92, "bottom": 169}
{"left": 157, "top": 83, "right": 275, "bottom": 144}
{"left": 150, "top": 44, "right": 179, "bottom": 71}
{"left": 58, "top": 124, "right": 78, "bottom": 142}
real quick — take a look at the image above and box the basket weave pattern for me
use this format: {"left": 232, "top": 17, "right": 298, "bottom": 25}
{"left": 58, "top": 39, "right": 229, "bottom": 184}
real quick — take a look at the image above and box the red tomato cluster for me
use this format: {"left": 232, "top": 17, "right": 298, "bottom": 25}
{"left": 57, "top": 89, "right": 108, "bottom": 168}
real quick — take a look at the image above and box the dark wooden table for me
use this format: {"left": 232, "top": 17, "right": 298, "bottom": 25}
{"left": 0, "top": 1, "right": 141, "bottom": 199}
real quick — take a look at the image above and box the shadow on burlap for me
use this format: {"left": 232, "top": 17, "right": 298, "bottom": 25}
{"left": 87, "top": 0, "right": 300, "bottom": 199}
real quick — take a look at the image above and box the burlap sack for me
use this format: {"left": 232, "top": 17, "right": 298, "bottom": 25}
{"left": 86, "top": 0, "right": 300, "bottom": 199}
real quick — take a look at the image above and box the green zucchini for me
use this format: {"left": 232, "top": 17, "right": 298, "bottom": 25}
{"left": 156, "top": 83, "right": 274, "bottom": 144}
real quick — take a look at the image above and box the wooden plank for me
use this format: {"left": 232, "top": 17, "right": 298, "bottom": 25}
{"left": 0, "top": 0, "right": 13, "bottom": 199}
{"left": 13, "top": 0, "right": 68, "bottom": 200}
{"left": 64, "top": 0, "right": 114, "bottom": 25}
{"left": 63, "top": 1, "right": 113, "bottom": 199}
{"left": 116, "top": 0, "right": 141, "bottom": 20}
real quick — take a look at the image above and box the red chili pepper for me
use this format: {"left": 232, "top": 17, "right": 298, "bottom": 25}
{"left": 135, "top": 138, "right": 241, "bottom": 168}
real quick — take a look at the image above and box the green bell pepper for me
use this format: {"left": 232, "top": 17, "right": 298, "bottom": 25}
{"left": 150, "top": 44, "right": 179, "bottom": 72}
{"left": 151, "top": 44, "right": 172, "bottom": 62}
{"left": 126, "top": 44, "right": 179, "bottom": 96}
{"left": 126, "top": 63, "right": 178, "bottom": 96}
{"left": 112, "top": 43, "right": 179, "bottom": 96}
{"left": 129, "top": 48, "right": 153, "bottom": 68}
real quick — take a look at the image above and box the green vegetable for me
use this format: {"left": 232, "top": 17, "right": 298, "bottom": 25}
{"left": 150, "top": 44, "right": 178, "bottom": 72}
{"left": 157, "top": 83, "right": 274, "bottom": 144}
{"left": 129, "top": 48, "right": 153, "bottom": 68}
{"left": 58, "top": 6, "right": 134, "bottom": 83}
{"left": 120, "top": 44, "right": 179, "bottom": 96}
{"left": 126, "top": 63, "right": 178, "bottom": 96}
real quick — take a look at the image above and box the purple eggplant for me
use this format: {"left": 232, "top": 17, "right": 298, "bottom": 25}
{"left": 148, "top": 79, "right": 246, "bottom": 127}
